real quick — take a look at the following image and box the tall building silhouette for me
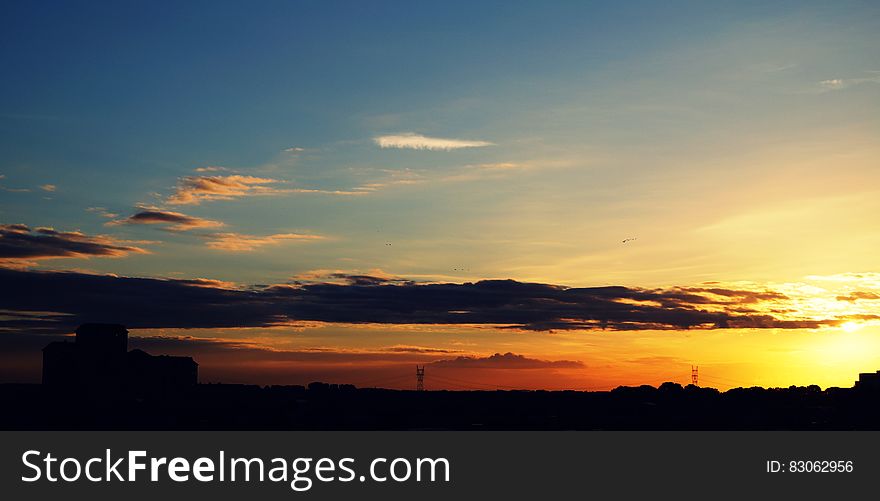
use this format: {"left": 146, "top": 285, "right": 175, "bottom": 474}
{"left": 855, "top": 370, "right": 880, "bottom": 391}
{"left": 42, "top": 323, "right": 197, "bottom": 396}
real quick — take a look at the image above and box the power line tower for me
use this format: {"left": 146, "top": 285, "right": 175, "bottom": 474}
{"left": 416, "top": 365, "right": 425, "bottom": 391}
{"left": 691, "top": 365, "right": 699, "bottom": 386}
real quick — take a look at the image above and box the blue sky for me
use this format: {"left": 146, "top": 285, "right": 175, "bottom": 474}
{"left": 2, "top": 0, "right": 879, "bottom": 286}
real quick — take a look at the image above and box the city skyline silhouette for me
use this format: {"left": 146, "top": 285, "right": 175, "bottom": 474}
{"left": 2, "top": 322, "right": 879, "bottom": 430}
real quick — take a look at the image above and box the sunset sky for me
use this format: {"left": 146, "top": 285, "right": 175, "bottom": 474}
{"left": 2, "top": 1, "right": 880, "bottom": 390}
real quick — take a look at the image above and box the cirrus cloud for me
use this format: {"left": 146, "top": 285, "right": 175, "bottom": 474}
{"left": 166, "top": 174, "right": 363, "bottom": 205}
{"left": 167, "top": 175, "right": 287, "bottom": 205}
{"left": 373, "top": 133, "right": 494, "bottom": 151}
{"left": 205, "top": 232, "right": 326, "bottom": 252}
{"left": 85, "top": 207, "right": 119, "bottom": 219}
{"left": 818, "top": 72, "right": 880, "bottom": 91}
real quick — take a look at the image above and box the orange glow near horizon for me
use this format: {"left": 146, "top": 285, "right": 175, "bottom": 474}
{"left": 111, "top": 272, "right": 880, "bottom": 391}
{"left": 129, "top": 325, "right": 880, "bottom": 392}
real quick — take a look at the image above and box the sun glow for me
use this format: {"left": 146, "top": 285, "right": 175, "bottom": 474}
{"left": 840, "top": 321, "right": 862, "bottom": 333}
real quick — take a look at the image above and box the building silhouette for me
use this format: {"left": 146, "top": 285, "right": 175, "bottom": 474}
{"left": 42, "top": 323, "right": 197, "bottom": 396}
{"left": 855, "top": 370, "right": 880, "bottom": 391}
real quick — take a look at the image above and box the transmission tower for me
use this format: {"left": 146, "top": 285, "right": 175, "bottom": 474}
{"left": 416, "top": 365, "right": 425, "bottom": 391}
{"left": 691, "top": 365, "right": 699, "bottom": 386}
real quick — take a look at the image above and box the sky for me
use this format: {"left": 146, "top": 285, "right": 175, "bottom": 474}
{"left": 2, "top": 0, "right": 880, "bottom": 390}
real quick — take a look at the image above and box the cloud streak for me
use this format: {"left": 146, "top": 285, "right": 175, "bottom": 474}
{"left": 166, "top": 175, "right": 288, "bottom": 205}
{"left": 0, "top": 224, "right": 148, "bottom": 267}
{"left": 373, "top": 133, "right": 494, "bottom": 151}
{"left": 432, "top": 352, "right": 583, "bottom": 369}
{"left": 166, "top": 175, "right": 363, "bottom": 205}
{"left": 818, "top": 72, "right": 880, "bottom": 91}
{"left": 86, "top": 207, "right": 119, "bottom": 219}
{"left": 205, "top": 232, "right": 326, "bottom": 252}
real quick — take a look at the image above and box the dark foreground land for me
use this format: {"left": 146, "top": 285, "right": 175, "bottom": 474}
{"left": 2, "top": 382, "right": 880, "bottom": 430}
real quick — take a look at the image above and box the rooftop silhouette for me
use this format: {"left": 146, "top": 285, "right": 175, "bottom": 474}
{"left": 42, "top": 323, "right": 197, "bottom": 398}
{"left": 0, "top": 323, "right": 878, "bottom": 430}
{"left": 855, "top": 370, "right": 880, "bottom": 391}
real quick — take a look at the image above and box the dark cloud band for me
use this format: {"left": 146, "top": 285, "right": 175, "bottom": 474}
{"left": 0, "top": 268, "right": 832, "bottom": 334}
{"left": 432, "top": 352, "right": 583, "bottom": 369}
{"left": 108, "top": 208, "right": 223, "bottom": 231}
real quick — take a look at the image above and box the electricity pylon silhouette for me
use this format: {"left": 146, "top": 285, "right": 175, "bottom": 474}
{"left": 691, "top": 365, "right": 699, "bottom": 386}
{"left": 416, "top": 365, "right": 425, "bottom": 391}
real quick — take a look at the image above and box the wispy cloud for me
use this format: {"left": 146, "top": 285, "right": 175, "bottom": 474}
{"left": 0, "top": 182, "right": 30, "bottom": 193}
{"left": 819, "top": 78, "right": 845, "bottom": 89}
{"left": 819, "top": 72, "right": 880, "bottom": 91}
{"left": 352, "top": 169, "right": 425, "bottom": 193}
{"left": 468, "top": 162, "right": 522, "bottom": 170}
{"left": 0, "top": 224, "right": 148, "bottom": 268}
{"left": 167, "top": 175, "right": 286, "bottom": 205}
{"left": 174, "top": 277, "right": 240, "bottom": 289}
{"left": 439, "top": 162, "right": 535, "bottom": 183}
{"left": 205, "top": 232, "right": 326, "bottom": 252}
{"left": 1, "top": 177, "right": 58, "bottom": 193}
{"left": 85, "top": 207, "right": 119, "bottom": 219}
{"left": 383, "top": 345, "right": 464, "bottom": 354}
{"left": 373, "top": 133, "right": 494, "bottom": 151}
{"left": 283, "top": 147, "right": 305, "bottom": 153}
{"left": 166, "top": 174, "right": 362, "bottom": 205}
{"left": 194, "top": 166, "right": 230, "bottom": 173}
{"left": 836, "top": 291, "right": 880, "bottom": 302}
{"left": 109, "top": 207, "right": 224, "bottom": 231}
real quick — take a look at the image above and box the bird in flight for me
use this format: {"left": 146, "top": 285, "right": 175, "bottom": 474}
{"left": 622, "top": 237, "right": 637, "bottom": 243}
